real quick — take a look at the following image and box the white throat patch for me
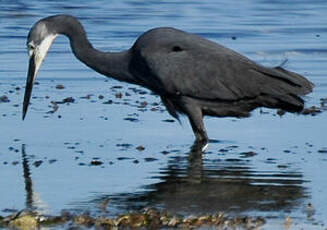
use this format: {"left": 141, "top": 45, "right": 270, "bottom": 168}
{"left": 33, "top": 34, "right": 58, "bottom": 78}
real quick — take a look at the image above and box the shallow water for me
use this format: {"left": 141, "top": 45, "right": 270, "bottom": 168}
{"left": 0, "top": 0, "right": 327, "bottom": 229}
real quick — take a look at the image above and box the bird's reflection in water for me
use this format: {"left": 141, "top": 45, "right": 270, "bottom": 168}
{"left": 20, "top": 144, "right": 308, "bottom": 217}
{"left": 21, "top": 144, "right": 35, "bottom": 211}
{"left": 21, "top": 144, "right": 48, "bottom": 213}
{"left": 106, "top": 147, "right": 308, "bottom": 217}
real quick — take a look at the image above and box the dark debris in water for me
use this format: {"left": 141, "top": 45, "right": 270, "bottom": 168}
{"left": 55, "top": 84, "right": 65, "bottom": 90}
{"left": 0, "top": 208, "right": 266, "bottom": 230}
{"left": 124, "top": 117, "right": 139, "bottom": 122}
{"left": 102, "top": 99, "right": 113, "bottom": 104}
{"left": 318, "top": 148, "right": 327, "bottom": 153}
{"left": 116, "top": 143, "right": 133, "bottom": 150}
{"left": 90, "top": 160, "right": 104, "bottom": 166}
{"left": 301, "top": 106, "right": 322, "bottom": 116}
{"left": 0, "top": 95, "right": 10, "bottom": 103}
{"left": 55, "top": 97, "right": 75, "bottom": 104}
{"left": 320, "top": 97, "right": 327, "bottom": 107}
{"left": 45, "top": 97, "right": 76, "bottom": 114}
{"left": 47, "top": 101, "right": 59, "bottom": 114}
{"left": 80, "top": 94, "right": 93, "bottom": 99}
{"left": 117, "top": 157, "right": 134, "bottom": 161}
{"left": 136, "top": 145, "right": 145, "bottom": 151}
{"left": 32, "top": 160, "right": 43, "bottom": 168}
{"left": 144, "top": 157, "right": 158, "bottom": 162}
{"left": 240, "top": 151, "right": 257, "bottom": 158}
{"left": 162, "top": 119, "right": 175, "bottom": 123}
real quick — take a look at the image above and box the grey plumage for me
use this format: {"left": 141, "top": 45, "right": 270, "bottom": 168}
{"left": 23, "top": 15, "right": 314, "bottom": 147}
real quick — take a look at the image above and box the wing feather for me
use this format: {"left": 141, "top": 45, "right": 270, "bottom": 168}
{"left": 130, "top": 27, "right": 313, "bottom": 103}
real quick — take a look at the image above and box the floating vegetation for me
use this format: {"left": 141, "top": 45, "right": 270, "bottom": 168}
{"left": 0, "top": 208, "right": 266, "bottom": 230}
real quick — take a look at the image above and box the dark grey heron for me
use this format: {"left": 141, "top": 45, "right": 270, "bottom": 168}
{"left": 23, "top": 14, "right": 313, "bottom": 149}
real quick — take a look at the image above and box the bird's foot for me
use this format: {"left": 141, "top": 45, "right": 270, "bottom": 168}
{"left": 191, "top": 139, "right": 208, "bottom": 153}
{"left": 201, "top": 142, "right": 209, "bottom": 151}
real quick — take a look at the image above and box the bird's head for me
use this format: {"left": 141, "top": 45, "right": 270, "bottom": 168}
{"left": 23, "top": 19, "right": 57, "bottom": 120}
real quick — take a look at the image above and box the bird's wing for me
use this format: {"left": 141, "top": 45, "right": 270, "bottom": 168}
{"left": 130, "top": 28, "right": 312, "bottom": 101}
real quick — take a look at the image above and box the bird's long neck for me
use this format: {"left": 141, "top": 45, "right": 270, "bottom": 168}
{"left": 48, "top": 15, "right": 135, "bottom": 84}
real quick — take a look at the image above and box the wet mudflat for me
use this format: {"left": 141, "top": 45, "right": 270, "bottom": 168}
{"left": 1, "top": 0, "right": 327, "bottom": 229}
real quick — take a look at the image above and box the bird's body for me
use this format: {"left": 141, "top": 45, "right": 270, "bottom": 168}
{"left": 23, "top": 15, "right": 313, "bottom": 148}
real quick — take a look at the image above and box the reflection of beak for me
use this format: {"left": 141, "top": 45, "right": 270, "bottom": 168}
{"left": 23, "top": 50, "right": 45, "bottom": 120}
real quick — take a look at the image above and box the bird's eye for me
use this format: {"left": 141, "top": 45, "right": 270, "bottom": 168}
{"left": 172, "top": 46, "right": 183, "bottom": 52}
{"left": 27, "top": 43, "right": 35, "bottom": 50}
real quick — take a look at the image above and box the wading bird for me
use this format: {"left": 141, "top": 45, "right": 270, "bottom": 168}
{"left": 23, "top": 14, "right": 313, "bottom": 149}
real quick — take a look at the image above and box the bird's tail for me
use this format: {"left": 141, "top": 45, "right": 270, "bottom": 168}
{"left": 255, "top": 66, "right": 314, "bottom": 113}
{"left": 273, "top": 66, "right": 314, "bottom": 95}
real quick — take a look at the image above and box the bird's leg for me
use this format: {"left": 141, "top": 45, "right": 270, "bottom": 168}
{"left": 189, "top": 116, "right": 208, "bottom": 144}
{"left": 185, "top": 105, "right": 208, "bottom": 151}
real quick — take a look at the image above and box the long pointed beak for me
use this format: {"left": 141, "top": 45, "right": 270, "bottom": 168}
{"left": 22, "top": 35, "right": 57, "bottom": 120}
{"left": 22, "top": 54, "right": 37, "bottom": 120}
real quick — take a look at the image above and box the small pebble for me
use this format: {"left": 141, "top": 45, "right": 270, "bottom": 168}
{"left": 0, "top": 95, "right": 9, "bottom": 103}
{"left": 117, "top": 157, "right": 133, "bottom": 161}
{"left": 33, "top": 160, "right": 43, "bottom": 167}
{"left": 124, "top": 117, "right": 138, "bottom": 122}
{"left": 240, "top": 151, "right": 257, "bottom": 158}
{"left": 277, "top": 109, "right": 285, "bottom": 116}
{"left": 55, "top": 84, "right": 65, "bottom": 89}
{"left": 115, "top": 92, "right": 123, "bottom": 98}
{"left": 139, "top": 101, "right": 147, "bottom": 108}
{"left": 56, "top": 97, "right": 75, "bottom": 104}
{"left": 277, "top": 164, "right": 288, "bottom": 169}
{"left": 62, "top": 97, "right": 74, "bottom": 103}
{"left": 90, "top": 160, "right": 103, "bottom": 166}
{"left": 81, "top": 94, "right": 92, "bottom": 99}
{"left": 103, "top": 100, "right": 113, "bottom": 104}
{"left": 144, "top": 157, "right": 158, "bottom": 162}
{"left": 318, "top": 148, "right": 327, "bottom": 153}
{"left": 112, "top": 85, "right": 123, "bottom": 89}
{"left": 162, "top": 119, "right": 175, "bottom": 123}
{"left": 49, "top": 159, "right": 57, "bottom": 164}
{"left": 136, "top": 145, "right": 145, "bottom": 151}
